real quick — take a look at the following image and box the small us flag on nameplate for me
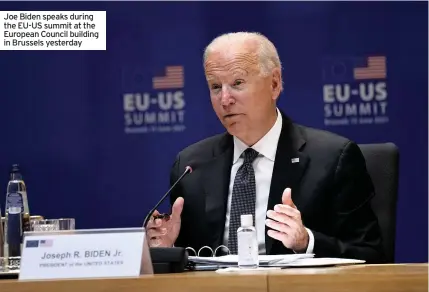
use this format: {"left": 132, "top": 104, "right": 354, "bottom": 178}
{"left": 39, "top": 239, "right": 53, "bottom": 247}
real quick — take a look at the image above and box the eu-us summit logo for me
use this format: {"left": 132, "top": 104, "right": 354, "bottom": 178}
{"left": 322, "top": 56, "right": 388, "bottom": 126}
{"left": 122, "top": 65, "right": 186, "bottom": 134}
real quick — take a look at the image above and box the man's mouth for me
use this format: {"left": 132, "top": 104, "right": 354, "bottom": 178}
{"left": 224, "top": 113, "right": 240, "bottom": 118}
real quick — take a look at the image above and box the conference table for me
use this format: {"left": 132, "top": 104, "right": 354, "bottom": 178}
{"left": 0, "top": 263, "right": 427, "bottom": 292}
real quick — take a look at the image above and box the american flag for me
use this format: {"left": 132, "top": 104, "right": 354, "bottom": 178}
{"left": 152, "top": 66, "right": 184, "bottom": 89}
{"left": 353, "top": 56, "right": 386, "bottom": 80}
{"left": 39, "top": 239, "right": 53, "bottom": 247}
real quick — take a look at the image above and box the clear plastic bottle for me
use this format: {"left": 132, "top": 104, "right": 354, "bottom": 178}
{"left": 4, "top": 164, "right": 30, "bottom": 258}
{"left": 237, "top": 214, "right": 259, "bottom": 268}
{"left": 0, "top": 206, "right": 3, "bottom": 257}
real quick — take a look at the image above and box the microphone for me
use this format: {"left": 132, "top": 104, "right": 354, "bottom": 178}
{"left": 143, "top": 163, "right": 195, "bottom": 228}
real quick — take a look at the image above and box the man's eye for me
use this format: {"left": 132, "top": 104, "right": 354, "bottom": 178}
{"left": 211, "top": 84, "right": 221, "bottom": 90}
{"left": 234, "top": 80, "right": 243, "bottom": 86}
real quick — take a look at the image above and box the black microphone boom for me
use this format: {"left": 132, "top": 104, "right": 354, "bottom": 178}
{"left": 143, "top": 165, "right": 193, "bottom": 228}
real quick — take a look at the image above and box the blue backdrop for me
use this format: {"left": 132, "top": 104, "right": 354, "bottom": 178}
{"left": 0, "top": 1, "right": 427, "bottom": 263}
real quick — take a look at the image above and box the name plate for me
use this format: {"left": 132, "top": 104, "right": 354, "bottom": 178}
{"left": 19, "top": 227, "right": 153, "bottom": 280}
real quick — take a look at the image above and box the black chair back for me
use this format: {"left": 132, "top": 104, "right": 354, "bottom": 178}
{"left": 359, "top": 143, "right": 399, "bottom": 263}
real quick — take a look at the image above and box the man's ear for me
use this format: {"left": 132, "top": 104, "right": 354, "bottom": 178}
{"left": 271, "top": 68, "right": 282, "bottom": 100}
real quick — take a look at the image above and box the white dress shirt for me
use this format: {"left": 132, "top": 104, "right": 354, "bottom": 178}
{"left": 222, "top": 108, "right": 314, "bottom": 254}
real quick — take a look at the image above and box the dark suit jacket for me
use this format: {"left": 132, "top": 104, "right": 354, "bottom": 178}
{"left": 169, "top": 112, "right": 386, "bottom": 263}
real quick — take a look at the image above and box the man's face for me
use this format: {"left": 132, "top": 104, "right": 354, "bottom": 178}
{"left": 204, "top": 45, "right": 281, "bottom": 141}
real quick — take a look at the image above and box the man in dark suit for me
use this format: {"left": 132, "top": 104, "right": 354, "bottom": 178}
{"left": 147, "top": 32, "right": 385, "bottom": 263}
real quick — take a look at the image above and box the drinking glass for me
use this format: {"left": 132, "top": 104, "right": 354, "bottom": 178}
{"left": 31, "top": 218, "right": 75, "bottom": 232}
{"left": 31, "top": 219, "right": 59, "bottom": 232}
{"left": 57, "top": 218, "right": 75, "bottom": 230}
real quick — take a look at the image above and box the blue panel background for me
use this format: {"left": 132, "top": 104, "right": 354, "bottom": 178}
{"left": 0, "top": 1, "right": 427, "bottom": 263}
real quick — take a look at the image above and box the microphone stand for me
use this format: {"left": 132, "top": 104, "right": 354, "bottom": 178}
{"left": 143, "top": 166, "right": 191, "bottom": 228}
{"left": 142, "top": 166, "right": 192, "bottom": 274}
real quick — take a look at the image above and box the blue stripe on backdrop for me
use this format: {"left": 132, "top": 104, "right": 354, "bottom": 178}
{"left": 0, "top": 1, "right": 426, "bottom": 263}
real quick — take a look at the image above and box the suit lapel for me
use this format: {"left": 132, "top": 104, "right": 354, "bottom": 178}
{"left": 265, "top": 114, "right": 309, "bottom": 254}
{"left": 202, "top": 134, "right": 233, "bottom": 249}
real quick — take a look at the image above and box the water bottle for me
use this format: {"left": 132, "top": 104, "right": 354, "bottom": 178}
{"left": 237, "top": 214, "right": 259, "bottom": 268}
{"left": 0, "top": 206, "right": 3, "bottom": 257}
{"left": 4, "top": 164, "right": 30, "bottom": 258}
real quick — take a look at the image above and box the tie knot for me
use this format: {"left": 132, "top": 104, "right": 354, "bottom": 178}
{"left": 243, "top": 148, "right": 259, "bottom": 164}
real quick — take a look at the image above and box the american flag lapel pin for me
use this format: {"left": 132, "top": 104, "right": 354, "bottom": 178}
{"left": 291, "top": 158, "right": 299, "bottom": 163}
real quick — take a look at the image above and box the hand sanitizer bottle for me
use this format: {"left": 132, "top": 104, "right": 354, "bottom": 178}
{"left": 237, "top": 214, "right": 259, "bottom": 268}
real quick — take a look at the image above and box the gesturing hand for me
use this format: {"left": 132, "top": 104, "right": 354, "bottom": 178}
{"left": 146, "top": 197, "right": 184, "bottom": 248}
{"left": 265, "top": 188, "right": 309, "bottom": 252}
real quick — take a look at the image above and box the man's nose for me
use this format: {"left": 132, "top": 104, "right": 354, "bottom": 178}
{"left": 220, "top": 86, "right": 234, "bottom": 106}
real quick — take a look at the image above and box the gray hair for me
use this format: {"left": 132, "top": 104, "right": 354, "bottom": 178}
{"left": 203, "top": 32, "right": 283, "bottom": 81}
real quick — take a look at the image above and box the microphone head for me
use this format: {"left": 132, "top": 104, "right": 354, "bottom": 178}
{"left": 185, "top": 165, "right": 193, "bottom": 173}
{"left": 185, "top": 159, "right": 207, "bottom": 174}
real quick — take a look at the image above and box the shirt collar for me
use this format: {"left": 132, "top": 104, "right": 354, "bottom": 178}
{"left": 233, "top": 108, "right": 283, "bottom": 164}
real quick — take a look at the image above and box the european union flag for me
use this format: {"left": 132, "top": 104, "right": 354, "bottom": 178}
{"left": 121, "top": 64, "right": 149, "bottom": 92}
{"left": 321, "top": 56, "right": 364, "bottom": 83}
{"left": 25, "top": 240, "right": 39, "bottom": 248}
